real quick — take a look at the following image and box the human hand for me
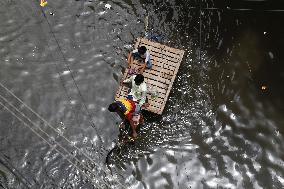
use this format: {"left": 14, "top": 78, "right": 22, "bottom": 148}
{"left": 120, "top": 80, "right": 126, "bottom": 86}
{"left": 141, "top": 103, "right": 150, "bottom": 109}
{"left": 132, "top": 132, "right": 138, "bottom": 138}
{"left": 137, "top": 64, "right": 146, "bottom": 73}
{"left": 127, "top": 64, "right": 132, "bottom": 69}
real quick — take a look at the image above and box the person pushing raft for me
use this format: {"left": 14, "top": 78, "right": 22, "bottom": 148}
{"left": 108, "top": 74, "right": 148, "bottom": 139}
{"left": 108, "top": 97, "right": 144, "bottom": 139}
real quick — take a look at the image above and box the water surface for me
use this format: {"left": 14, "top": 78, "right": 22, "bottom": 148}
{"left": 0, "top": 0, "right": 283, "bottom": 188}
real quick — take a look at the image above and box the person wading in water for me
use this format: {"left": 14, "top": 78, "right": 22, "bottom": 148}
{"left": 108, "top": 74, "right": 149, "bottom": 138}
{"left": 108, "top": 98, "right": 144, "bottom": 139}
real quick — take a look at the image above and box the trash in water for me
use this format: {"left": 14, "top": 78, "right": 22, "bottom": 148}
{"left": 261, "top": 85, "right": 267, "bottom": 90}
{"left": 268, "top": 52, "right": 274, "bottom": 59}
{"left": 40, "top": 0, "right": 47, "bottom": 7}
{"left": 105, "top": 3, "right": 111, "bottom": 9}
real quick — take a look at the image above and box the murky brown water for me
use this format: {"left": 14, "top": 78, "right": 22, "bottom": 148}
{"left": 0, "top": 0, "right": 283, "bottom": 188}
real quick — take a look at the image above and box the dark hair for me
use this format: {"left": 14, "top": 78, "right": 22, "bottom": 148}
{"left": 108, "top": 103, "right": 119, "bottom": 112}
{"left": 134, "top": 74, "right": 144, "bottom": 85}
{"left": 138, "top": 46, "right": 147, "bottom": 54}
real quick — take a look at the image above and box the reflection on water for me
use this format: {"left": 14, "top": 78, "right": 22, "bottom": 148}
{"left": 0, "top": 0, "right": 284, "bottom": 188}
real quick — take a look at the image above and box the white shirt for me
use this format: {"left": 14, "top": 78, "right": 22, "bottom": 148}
{"left": 132, "top": 49, "right": 151, "bottom": 63}
{"left": 123, "top": 75, "right": 147, "bottom": 106}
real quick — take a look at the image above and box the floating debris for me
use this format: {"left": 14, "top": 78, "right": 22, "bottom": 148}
{"left": 105, "top": 3, "right": 111, "bottom": 9}
{"left": 83, "top": 137, "right": 88, "bottom": 144}
{"left": 62, "top": 70, "right": 71, "bottom": 75}
{"left": 217, "top": 39, "right": 223, "bottom": 49}
{"left": 268, "top": 52, "right": 274, "bottom": 59}
{"left": 98, "top": 11, "right": 106, "bottom": 16}
{"left": 40, "top": 0, "right": 47, "bottom": 7}
{"left": 261, "top": 85, "right": 267, "bottom": 90}
{"left": 145, "top": 15, "right": 149, "bottom": 32}
{"left": 70, "top": 100, "right": 76, "bottom": 105}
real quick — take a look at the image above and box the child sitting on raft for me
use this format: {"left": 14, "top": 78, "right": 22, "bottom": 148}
{"left": 127, "top": 46, "right": 152, "bottom": 74}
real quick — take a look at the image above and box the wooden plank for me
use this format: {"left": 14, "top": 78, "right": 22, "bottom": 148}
{"left": 144, "top": 72, "right": 172, "bottom": 86}
{"left": 128, "top": 61, "right": 174, "bottom": 86}
{"left": 134, "top": 39, "right": 181, "bottom": 71}
{"left": 147, "top": 106, "right": 160, "bottom": 114}
{"left": 143, "top": 43, "right": 182, "bottom": 61}
{"left": 146, "top": 46, "right": 180, "bottom": 64}
{"left": 115, "top": 38, "right": 184, "bottom": 114}
{"left": 134, "top": 38, "right": 181, "bottom": 63}
{"left": 145, "top": 62, "right": 175, "bottom": 73}
{"left": 147, "top": 84, "right": 167, "bottom": 95}
{"left": 148, "top": 96, "right": 165, "bottom": 105}
{"left": 137, "top": 38, "right": 183, "bottom": 57}
{"left": 132, "top": 58, "right": 176, "bottom": 72}
{"left": 148, "top": 97, "right": 165, "bottom": 107}
{"left": 159, "top": 51, "right": 185, "bottom": 113}
{"left": 148, "top": 103, "right": 163, "bottom": 111}
{"left": 143, "top": 46, "right": 183, "bottom": 63}
{"left": 137, "top": 37, "right": 182, "bottom": 55}
{"left": 145, "top": 78, "right": 169, "bottom": 90}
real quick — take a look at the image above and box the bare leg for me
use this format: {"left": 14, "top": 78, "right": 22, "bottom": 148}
{"left": 127, "top": 53, "right": 133, "bottom": 68}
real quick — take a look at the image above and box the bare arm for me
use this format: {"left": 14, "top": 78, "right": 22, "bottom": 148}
{"left": 138, "top": 63, "right": 146, "bottom": 73}
{"left": 123, "top": 75, "right": 134, "bottom": 83}
{"left": 129, "top": 119, "right": 138, "bottom": 138}
{"left": 129, "top": 113, "right": 139, "bottom": 138}
{"left": 127, "top": 52, "right": 133, "bottom": 67}
{"left": 139, "top": 91, "right": 147, "bottom": 106}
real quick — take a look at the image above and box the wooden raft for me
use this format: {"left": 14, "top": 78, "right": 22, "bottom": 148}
{"left": 115, "top": 38, "right": 184, "bottom": 114}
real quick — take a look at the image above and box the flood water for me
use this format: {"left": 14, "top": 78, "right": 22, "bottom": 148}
{"left": 0, "top": 0, "right": 284, "bottom": 188}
